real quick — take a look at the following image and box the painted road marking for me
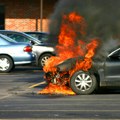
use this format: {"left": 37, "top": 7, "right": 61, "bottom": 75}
{"left": 28, "top": 81, "right": 46, "bottom": 88}
{"left": 0, "top": 94, "right": 12, "bottom": 100}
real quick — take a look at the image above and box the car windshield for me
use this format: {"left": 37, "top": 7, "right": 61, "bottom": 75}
{"left": 25, "top": 32, "right": 49, "bottom": 43}
{"left": 108, "top": 47, "right": 120, "bottom": 57}
{"left": 0, "top": 34, "right": 17, "bottom": 43}
{"left": 22, "top": 32, "right": 42, "bottom": 44}
{"left": 40, "top": 35, "right": 49, "bottom": 42}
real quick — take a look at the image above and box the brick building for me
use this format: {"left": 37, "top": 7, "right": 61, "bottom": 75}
{"left": 0, "top": 0, "right": 58, "bottom": 32}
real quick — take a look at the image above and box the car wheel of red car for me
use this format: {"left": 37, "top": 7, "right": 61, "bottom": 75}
{"left": 0, "top": 55, "right": 14, "bottom": 73}
{"left": 70, "top": 71, "right": 98, "bottom": 95}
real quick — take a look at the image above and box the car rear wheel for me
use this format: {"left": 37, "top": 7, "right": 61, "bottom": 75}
{"left": 38, "top": 53, "right": 52, "bottom": 68}
{"left": 0, "top": 55, "right": 14, "bottom": 73}
{"left": 70, "top": 71, "right": 98, "bottom": 95}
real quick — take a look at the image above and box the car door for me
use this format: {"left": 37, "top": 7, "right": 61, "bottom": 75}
{"left": 104, "top": 48, "right": 120, "bottom": 86}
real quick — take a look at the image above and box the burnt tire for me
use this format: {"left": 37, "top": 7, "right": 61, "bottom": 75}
{"left": 38, "top": 53, "right": 52, "bottom": 68}
{"left": 0, "top": 55, "right": 14, "bottom": 73}
{"left": 70, "top": 71, "right": 98, "bottom": 95}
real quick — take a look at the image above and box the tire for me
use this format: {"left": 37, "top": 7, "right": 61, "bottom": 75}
{"left": 38, "top": 53, "right": 52, "bottom": 68}
{"left": 0, "top": 55, "right": 14, "bottom": 73}
{"left": 70, "top": 71, "right": 98, "bottom": 95}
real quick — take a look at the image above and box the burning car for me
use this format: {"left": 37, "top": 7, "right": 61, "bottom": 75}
{"left": 44, "top": 57, "right": 95, "bottom": 95}
{"left": 39, "top": 12, "right": 120, "bottom": 95}
{"left": 43, "top": 45, "right": 120, "bottom": 95}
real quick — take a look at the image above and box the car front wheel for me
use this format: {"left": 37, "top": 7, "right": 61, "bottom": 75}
{"left": 70, "top": 71, "right": 98, "bottom": 95}
{"left": 0, "top": 55, "right": 14, "bottom": 73}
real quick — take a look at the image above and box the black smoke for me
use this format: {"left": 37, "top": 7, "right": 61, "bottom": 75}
{"left": 48, "top": 0, "right": 120, "bottom": 60}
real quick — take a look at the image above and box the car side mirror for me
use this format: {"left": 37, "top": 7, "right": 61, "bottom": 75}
{"left": 30, "top": 40, "right": 35, "bottom": 45}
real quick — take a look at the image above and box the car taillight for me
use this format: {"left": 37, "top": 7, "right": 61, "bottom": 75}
{"left": 24, "top": 46, "right": 32, "bottom": 52}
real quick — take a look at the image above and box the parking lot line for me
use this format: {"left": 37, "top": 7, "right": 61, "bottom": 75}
{"left": 28, "top": 81, "right": 46, "bottom": 88}
{"left": 0, "top": 94, "right": 12, "bottom": 100}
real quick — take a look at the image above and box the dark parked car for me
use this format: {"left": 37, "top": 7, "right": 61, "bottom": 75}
{"left": 44, "top": 46, "right": 120, "bottom": 95}
{"left": 0, "top": 30, "right": 55, "bottom": 68}
{"left": 25, "top": 31, "right": 56, "bottom": 47}
{"left": 25, "top": 31, "right": 49, "bottom": 42}
{"left": 0, "top": 34, "right": 35, "bottom": 72}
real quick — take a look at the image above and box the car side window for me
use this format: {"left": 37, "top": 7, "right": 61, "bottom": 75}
{"left": 110, "top": 49, "right": 120, "bottom": 60}
{"left": 6, "top": 34, "right": 30, "bottom": 43}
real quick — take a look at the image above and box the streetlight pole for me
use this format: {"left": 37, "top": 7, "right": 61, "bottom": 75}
{"left": 40, "top": 0, "right": 43, "bottom": 32}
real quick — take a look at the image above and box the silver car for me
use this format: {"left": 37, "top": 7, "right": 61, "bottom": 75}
{"left": 0, "top": 34, "right": 35, "bottom": 73}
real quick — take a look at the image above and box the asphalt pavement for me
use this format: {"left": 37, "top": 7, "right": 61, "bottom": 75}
{"left": 0, "top": 66, "right": 120, "bottom": 120}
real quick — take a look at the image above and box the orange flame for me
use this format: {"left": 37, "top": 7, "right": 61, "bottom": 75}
{"left": 39, "top": 12, "right": 99, "bottom": 95}
{"left": 69, "top": 39, "right": 99, "bottom": 76}
{"left": 38, "top": 83, "right": 75, "bottom": 95}
{"left": 43, "top": 12, "right": 87, "bottom": 73}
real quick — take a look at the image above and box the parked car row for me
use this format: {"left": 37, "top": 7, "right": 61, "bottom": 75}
{"left": 0, "top": 30, "right": 56, "bottom": 72}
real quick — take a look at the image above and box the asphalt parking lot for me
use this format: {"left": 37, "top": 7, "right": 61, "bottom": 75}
{"left": 0, "top": 65, "right": 44, "bottom": 97}
{"left": 0, "top": 65, "right": 120, "bottom": 120}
